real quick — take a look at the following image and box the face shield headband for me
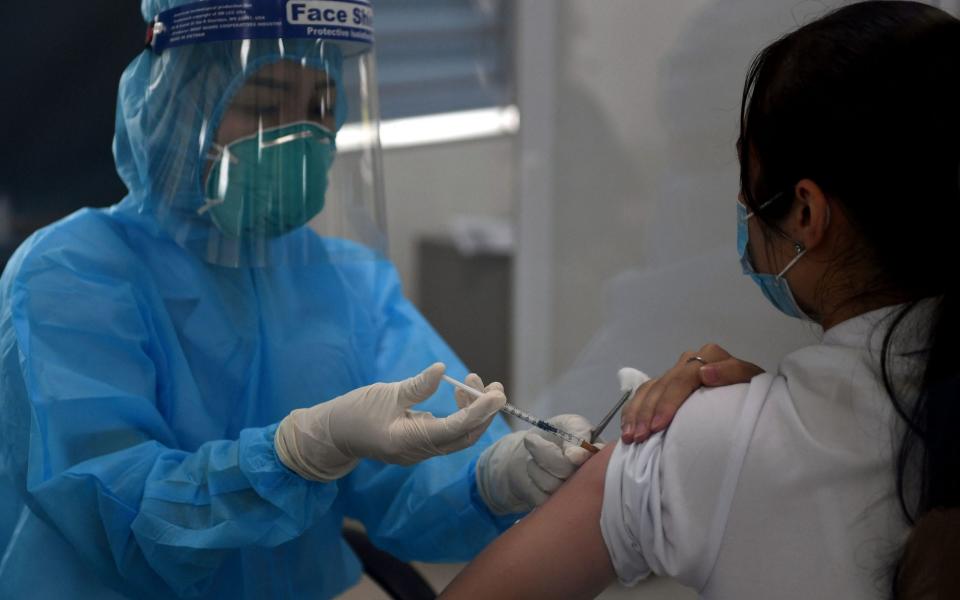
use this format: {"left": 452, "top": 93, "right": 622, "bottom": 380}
{"left": 132, "top": 0, "right": 384, "bottom": 268}
{"left": 146, "top": 0, "right": 373, "bottom": 56}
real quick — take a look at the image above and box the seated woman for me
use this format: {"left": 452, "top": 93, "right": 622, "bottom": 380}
{"left": 441, "top": 2, "right": 960, "bottom": 598}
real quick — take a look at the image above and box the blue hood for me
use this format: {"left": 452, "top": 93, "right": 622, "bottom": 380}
{"left": 112, "top": 0, "right": 348, "bottom": 266}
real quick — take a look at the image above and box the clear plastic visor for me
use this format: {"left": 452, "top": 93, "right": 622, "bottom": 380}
{"left": 150, "top": 38, "right": 385, "bottom": 267}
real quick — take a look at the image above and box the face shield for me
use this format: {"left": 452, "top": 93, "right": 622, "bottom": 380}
{"left": 142, "top": 0, "right": 384, "bottom": 267}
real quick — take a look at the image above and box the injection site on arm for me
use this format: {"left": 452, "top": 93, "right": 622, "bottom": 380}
{"left": 441, "top": 444, "right": 617, "bottom": 599}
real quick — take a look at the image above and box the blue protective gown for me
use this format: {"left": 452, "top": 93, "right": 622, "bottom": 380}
{"left": 0, "top": 210, "right": 513, "bottom": 599}
{"left": 0, "top": 2, "right": 515, "bottom": 598}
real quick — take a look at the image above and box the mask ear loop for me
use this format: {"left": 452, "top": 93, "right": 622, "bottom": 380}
{"left": 259, "top": 126, "right": 316, "bottom": 149}
{"left": 206, "top": 142, "right": 239, "bottom": 163}
{"left": 197, "top": 144, "right": 236, "bottom": 216}
{"left": 775, "top": 203, "right": 831, "bottom": 280}
{"left": 205, "top": 144, "right": 223, "bottom": 162}
{"left": 775, "top": 242, "right": 806, "bottom": 279}
{"left": 196, "top": 197, "right": 225, "bottom": 216}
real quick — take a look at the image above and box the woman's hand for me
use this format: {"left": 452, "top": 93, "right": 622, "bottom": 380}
{"left": 620, "top": 344, "right": 763, "bottom": 444}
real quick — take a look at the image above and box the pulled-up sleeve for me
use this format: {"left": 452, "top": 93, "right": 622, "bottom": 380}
{"left": 600, "top": 375, "right": 774, "bottom": 590}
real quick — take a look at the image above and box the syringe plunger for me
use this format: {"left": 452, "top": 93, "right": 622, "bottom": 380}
{"left": 442, "top": 375, "right": 600, "bottom": 454}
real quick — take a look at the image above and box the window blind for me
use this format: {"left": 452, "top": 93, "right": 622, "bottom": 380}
{"left": 373, "top": 0, "right": 513, "bottom": 119}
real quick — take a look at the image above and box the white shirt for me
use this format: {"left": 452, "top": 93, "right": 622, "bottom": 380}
{"left": 601, "top": 306, "right": 929, "bottom": 598}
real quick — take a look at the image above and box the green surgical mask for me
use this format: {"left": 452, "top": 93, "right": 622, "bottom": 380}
{"left": 201, "top": 121, "right": 336, "bottom": 239}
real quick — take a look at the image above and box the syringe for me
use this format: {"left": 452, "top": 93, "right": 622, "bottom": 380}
{"left": 442, "top": 375, "right": 600, "bottom": 454}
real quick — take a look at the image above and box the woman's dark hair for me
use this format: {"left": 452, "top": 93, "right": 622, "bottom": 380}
{"left": 736, "top": 0, "right": 960, "bottom": 594}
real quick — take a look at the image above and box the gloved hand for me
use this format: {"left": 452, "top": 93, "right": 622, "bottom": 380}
{"left": 467, "top": 374, "right": 600, "bottom": 515}
{"left": 274, "top": 363, "right": 506, "bottom": 482}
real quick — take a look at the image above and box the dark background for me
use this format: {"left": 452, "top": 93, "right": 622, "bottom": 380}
{"left": 0, "top": 3, "right": 147, "bottom": 267}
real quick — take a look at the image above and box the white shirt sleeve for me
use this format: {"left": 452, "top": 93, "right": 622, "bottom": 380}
{"left": 600, "top": 374, "right": 775, "bottom": 590}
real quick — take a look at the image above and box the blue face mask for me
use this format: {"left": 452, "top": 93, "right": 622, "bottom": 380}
{"left": 737, "top": 202, "right": 812, "bottom": 320}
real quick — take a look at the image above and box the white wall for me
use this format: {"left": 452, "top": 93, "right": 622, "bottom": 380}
{"left": 549, "top": 0, "right": 708, "bottom": 375}
{"left": 542, "top": 0, "right": 959, "bottom": 383}
{"left": 545, "top": 0, "right": 844, "bottom": 377}
{"left": 937, "top": 0, "right": 960, "bottom": 14}
{"left": 382, "top": 135, "right": 514, "bottom": 303}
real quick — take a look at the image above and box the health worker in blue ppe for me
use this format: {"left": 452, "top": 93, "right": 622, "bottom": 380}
{"left": 0, "top": 1, "right": 597, "bottom": 598}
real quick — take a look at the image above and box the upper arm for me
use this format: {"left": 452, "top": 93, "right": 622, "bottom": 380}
{"left": 442, "top": 444, "right": 617, "bottom": 600}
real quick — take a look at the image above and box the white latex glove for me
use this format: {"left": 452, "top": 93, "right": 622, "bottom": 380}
{"left": 274, "top": 363, "right": 506, "bottom": 482}
{"left": 464, "top": 374, "right": 601, "bottom": 515}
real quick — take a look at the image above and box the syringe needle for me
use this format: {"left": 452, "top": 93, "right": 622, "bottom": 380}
{"left": 442, "top": 375, "right": 600, "bottom": 453}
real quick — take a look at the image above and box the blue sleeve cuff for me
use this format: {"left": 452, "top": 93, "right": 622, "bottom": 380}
{"left": 239, "top": 423, "right": 340, "bottom": 531}
{"left": 467, "top": 457, "right": 526, "bottom": 532}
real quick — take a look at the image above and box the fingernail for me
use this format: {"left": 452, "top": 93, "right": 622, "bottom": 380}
{"left": 651, "top": 414, "right": 667, "bottom": 432}
{"left": 700, "top": 365, "right": 719, "bottom": 385}
{"left": 635, "top": 422, "right": 649, "bottom": 441}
